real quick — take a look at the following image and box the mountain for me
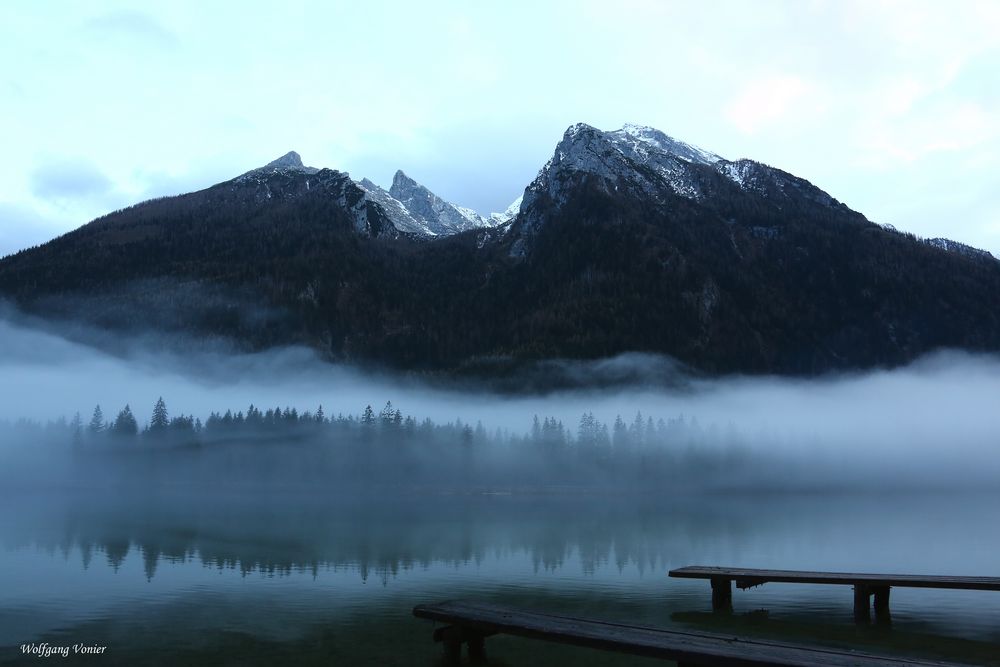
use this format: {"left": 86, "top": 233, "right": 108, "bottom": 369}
{"left": 2, "top": 125, "right": 999, "bottom": 377}
{"left": 493, "top": 123, "right": 1000, "bottom": 372}
{"left": 356, "top": 171, "right": 518, "bottom": 237}
{"left": 509, "top": 123, "right": 860, "bottom": 256}
{"left": 256, "top": 150, "right": 319, "bottom": 174}
{"left": 924, "top": 237, "right": 995, "bottom": 261}
{"left": 227, "top": 152, "right": 513, "bottom": 239}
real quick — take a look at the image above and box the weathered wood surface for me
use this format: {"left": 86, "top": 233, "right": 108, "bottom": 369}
{"left": 412, "top": 600, "right": 967, "bottom": 667}
{"left": 669, "top": 567, "right": 1000, "bottom": 591}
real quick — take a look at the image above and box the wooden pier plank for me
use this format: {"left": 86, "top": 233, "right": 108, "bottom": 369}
{"left": 669, "top": 566, "right": 1000, "bottom": 591}
{"left": 413, "top": 600, "right": 966, "bottom": 667}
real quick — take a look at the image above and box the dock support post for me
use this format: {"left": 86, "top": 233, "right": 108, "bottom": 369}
{"left": 442, "top": 635, "right": 462, "bottom": 665}
{"left": 711, "top": 577, "right": 732, "bottom": 612}
{"left": 467, "top": 634, "right": 487, "bottom": 664}
{"left": 873, "top": 586, "right": 891, "bottom": 623}
{"left": 436, "top": 626, "right": 464, "bottom": 665}
{"left": 434, "top": 624, "right": 489, "bottom": 665}
{"left": 853, "top": 585, "right": 872, "bottom": 623}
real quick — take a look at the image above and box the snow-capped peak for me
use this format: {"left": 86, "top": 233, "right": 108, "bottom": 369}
{"left": 236, "top": 154, "right": 517, "bottom": 239}
{"left": 356, "top": 178, "right": 430, "bottom": 236}
{"left": 354, "top": 170, "right": 508, "bottom": 237}
{"left": 489, "top": 195, "right": 522, "bottom": 224}
{"left": 563, "top": 122, "right": 598, "bottom": 139}
{"left": 612, "top": 123, "right": 722, "bottom": 166}
{"left": 520, "top": 122, "right": 726, "bottom": 213}
{"left": 387, "top": 169, "right": 496, "bottom": 234}
{"left": 554, "top": 122, "right": 721, "bottom": 167}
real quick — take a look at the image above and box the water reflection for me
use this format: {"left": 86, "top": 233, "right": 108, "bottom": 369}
{"left": 2, "top": 491, "right": 1000, "bottom": 665}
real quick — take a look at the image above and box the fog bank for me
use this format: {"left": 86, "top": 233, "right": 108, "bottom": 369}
{"left": 1, "top": 311, "right": 999, "bottom": 487}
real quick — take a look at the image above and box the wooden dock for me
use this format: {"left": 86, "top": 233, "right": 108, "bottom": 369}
{"left": 412, "top": 600, "right": 968, "bottom": 666}
{"left": 669, "top": 566, "right": 1000, "bottom": 622}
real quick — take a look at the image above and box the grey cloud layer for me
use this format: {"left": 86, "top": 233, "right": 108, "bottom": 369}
{"left": 30, "top": 159, "right": 114, "bottom": 201}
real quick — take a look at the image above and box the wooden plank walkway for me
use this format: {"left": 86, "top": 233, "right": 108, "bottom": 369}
{"left": 412, "top": 600, "right": 968, "bottom": 666}
{"left": 669, "top": 566, "right": 1000, "bottom": 622}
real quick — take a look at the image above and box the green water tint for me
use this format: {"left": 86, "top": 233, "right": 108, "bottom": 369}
{"left": 2, "top": 491, "right": 999, "bottom": 666}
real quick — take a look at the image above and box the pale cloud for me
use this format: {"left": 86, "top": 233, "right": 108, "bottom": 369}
{"left": 869, "top": 78, "right": 931, "bottom": 118}
{"left": 725, "top": 75, "right": 827, "bottom": 135}
{"left": 83, "top": 9, "right": 179, "bottom": 49}
{"left": 855, "top": 100, "right": 998, "bottom": 168}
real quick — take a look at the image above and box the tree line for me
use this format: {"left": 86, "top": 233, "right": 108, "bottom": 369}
{"left": 1, "top": 397, "right": 750, "bottom": 490}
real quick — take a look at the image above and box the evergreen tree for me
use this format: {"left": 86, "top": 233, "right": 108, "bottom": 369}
{"left": 612, "top": 415, "right": 629, "bottom": 455}
{"left": 149, "top": 397, "right": 169, "bottom": 433}
{"left": 245, "top": 404, "right": 261, "bottom": 427}
{"left": 597, "top": 423, "right": 611, "bottom": 454}
{"left": 88, "top": 405, "right": 105, "bottom": 435}
{"left": 70, "top": 412, "right": 83, "bottom": 445}
{"left": 630, "top": 411, "right": 645, "bottom": 448}
{"left": 578, "top": 412, "right": 597, "bottom": 448}
{"left": 112, "top": 405, "right": 138, "bottom": 437}
{"left": 379, "top": 401, "right": 395, "bottom": 425}
{"left": 361, "top": 405, "right": 375, "bottom": 425}
{"left": 168, "top": 415, "right": 196, "bottom": 438}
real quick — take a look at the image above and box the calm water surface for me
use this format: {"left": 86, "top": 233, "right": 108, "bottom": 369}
{"left": 2, "top": 491, "right": 999, "bottom": 666}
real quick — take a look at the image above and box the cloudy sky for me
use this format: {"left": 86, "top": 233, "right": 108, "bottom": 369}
{"left": 1, "top": 0, "right": 998, "bottom": 257}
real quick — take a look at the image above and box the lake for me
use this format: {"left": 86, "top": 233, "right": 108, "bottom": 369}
{"left": 2, "top": 490, "right": 999, "bottom": 666}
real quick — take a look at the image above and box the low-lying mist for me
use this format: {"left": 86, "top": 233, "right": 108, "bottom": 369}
{"left": 1, "top": 306, "right": 999, "bottom": 492}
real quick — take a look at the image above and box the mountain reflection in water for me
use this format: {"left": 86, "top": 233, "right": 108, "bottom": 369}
{"left": 2, "top": 491, "right": 1000, "bottom": 666}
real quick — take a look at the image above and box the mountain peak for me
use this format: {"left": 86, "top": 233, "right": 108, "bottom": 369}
{"left": 382, "top": 170, "right": 497, "bottom": 235}
{"left": 391, "top": 169, "right": 418, "bottom": 189}
{"left": 236, "top": 151, "right": 319, "bottom": 183}
{"left": 620, "top": 122, "right": 653, "bottom": 134}
{"left": 389, "top": 170, "right": 424, "bottom": 200}
{"left": 610, "top": 124, "right": 722, "bottom": 166}
{"left": 265, "top": 151, "right": 305, "bottom": 169}
{"left": 563, "top": 122, "right": 600, "bottom": 139}
{"left": 534, "top": 122, "right": 726, "bottom": 195}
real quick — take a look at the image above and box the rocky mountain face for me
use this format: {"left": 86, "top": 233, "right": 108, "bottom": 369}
{"left": 356, "top": 170, "right": 518, "bottom": 237}
{"left": 491, "top": 124, "right": 1000, "bottom": 373}
{"left": 1, "top": 124, "right": 998, "bottom": 377}
{"left": 509, "top": 123, "right": 863, "bottom": 257}
{"left": 230, "top": 161, "right": 398, "bottom": 238}
{"left": 228, "top": 151, "right": 517, "bottom": 239}
{"left": 259, "top": 150, "right": 319, "bottom": 173}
